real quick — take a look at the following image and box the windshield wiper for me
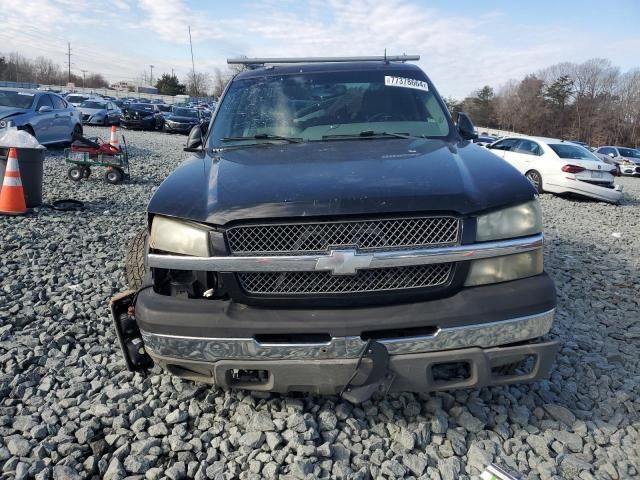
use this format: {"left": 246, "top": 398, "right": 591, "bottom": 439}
{"left": 221, "top": 134, "right": 302, "bottom": 144}
{"left": 322, "top": 131, "right": 416, "bottom": 140}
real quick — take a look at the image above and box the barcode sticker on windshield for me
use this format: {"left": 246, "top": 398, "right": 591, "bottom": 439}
{"left": 384, "top": 76, "right": 429, "bottom": 92}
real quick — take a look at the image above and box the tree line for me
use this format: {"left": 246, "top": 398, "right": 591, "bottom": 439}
{"left": 445, "top": 58, "right": 640, "bottom": 148}
{"left": 0, "top": 50, "right": 244, "bottom": 99}
{"left": 154, "top": 66, "right": 244, "bottom": 97}
{"left": 0, "top": 52, "right": 109, "bottom": 88}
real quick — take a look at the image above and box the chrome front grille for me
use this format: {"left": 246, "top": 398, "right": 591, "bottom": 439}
{"left": 238, "top": 263, "right": 453, "bottom": 295}
{"left": 227, "top": 217, "right": 460, "bottom": 255}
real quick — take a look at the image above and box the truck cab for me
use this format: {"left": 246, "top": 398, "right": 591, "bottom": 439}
{"left": 112, "top": 55, "right": 558, "bottom": 402}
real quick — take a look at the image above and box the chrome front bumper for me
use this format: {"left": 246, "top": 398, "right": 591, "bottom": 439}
{"left": 141, "top": 308, "right": 555, "bottom": 362}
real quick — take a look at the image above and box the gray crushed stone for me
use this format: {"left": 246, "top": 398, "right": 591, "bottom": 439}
{"left": 0, "top": 126, "right": 638, "bottom": 478}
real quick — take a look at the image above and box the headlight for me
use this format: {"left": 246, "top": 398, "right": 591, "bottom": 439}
{"left": 149, "top": 216, "right": 210, "bottom": 256}
{"left": 476, "top": 200, "right": 542, "bottom": 242}
{"left": 464, "top": 250, "right": 543, "bottom": 286}
{"left": 0, "top": 120, "right": 6, "bottom": 128}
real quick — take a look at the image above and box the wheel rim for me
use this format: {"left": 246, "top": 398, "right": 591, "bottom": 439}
{"left": 71, "top": 169, "right": 81, "bottom": 180}
{"left": 107, "top": 171, "right": 119, "bottom": 182}
{"left": 527, "top": 172, "right": 541, "bottom": 189}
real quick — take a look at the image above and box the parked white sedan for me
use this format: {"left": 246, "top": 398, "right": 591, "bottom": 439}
{"left": 487, "top": 136, "right": 623, "bottom": 204}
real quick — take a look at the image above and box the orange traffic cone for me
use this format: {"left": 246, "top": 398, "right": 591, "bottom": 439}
{"left": 0, "top": 148, "right": 28, "bottom": 215}
{"left": 110, "top": 125, "right": 119, "bottom": 149}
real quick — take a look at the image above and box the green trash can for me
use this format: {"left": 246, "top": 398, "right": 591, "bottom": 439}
{"left": 0, "top": 146, "right": 46, "bottom": 208}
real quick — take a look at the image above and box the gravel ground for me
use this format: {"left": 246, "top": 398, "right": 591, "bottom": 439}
{"left": 0, "top": 127, "right": 638, "bottom": 480}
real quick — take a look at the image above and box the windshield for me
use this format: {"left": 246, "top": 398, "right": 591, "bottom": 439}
{"left": 173, "top": 108, "right": 198, "bottom": 117}
{"left": 129, "top": 104, "right": 153, "bottom": 111}
{"left": 157, "top": 105, "right": 171, "bottom": 112}
{"left": 0, "top": 90, "right": 35, "bottom": 109}
{"left": 66, "top": 95, "right": 86, "bottom": 103}
{"left": 549, "top": 144, "right": 600, "bottom": 161}
{"left": 80, "top": 101, "right": 107, "bottom": 109}
{"left": 209, "top": 69, "right": 451, "bottom": 147}
{"left": 618, "top": 147, "right": 640, "bottom": 158}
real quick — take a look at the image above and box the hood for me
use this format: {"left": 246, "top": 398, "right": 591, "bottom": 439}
{"left": 0, "top": 107, "right": 28, "bottom": 121}
{"left": 79, "top": 107, "right": 107, "bottom": 116}
{"left": 167, "top": 115, "right": 199, "bottom": 123}
{"left": 124, "top": 107, "right": 154, "bottom": 117}
{"left": 621, "top": 157, "right": 640, "bottom": 165}
{"left": 149, "top": 139, "right": 536, "bottom": 225}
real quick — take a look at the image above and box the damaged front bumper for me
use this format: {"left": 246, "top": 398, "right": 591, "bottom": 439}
{"left": 110, "top": 289, "right": 559, "bottom": 401}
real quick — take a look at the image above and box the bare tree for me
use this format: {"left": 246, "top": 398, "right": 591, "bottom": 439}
{"left": 33, "top": 56, "right": 62, "bottom": 84}
{"left": 185, "top": 71, "right": 212, "bottom": 97}
{"left": 494, "top": 80, "right": 520, "bottom": 132}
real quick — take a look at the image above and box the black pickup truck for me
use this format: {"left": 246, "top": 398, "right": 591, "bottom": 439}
{"left": 111, "top": 55, "right": 558, "bottom": 403}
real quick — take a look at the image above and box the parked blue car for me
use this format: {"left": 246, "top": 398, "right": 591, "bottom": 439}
{"left": 0, "top": 88, "right": 83, "bottom": 145}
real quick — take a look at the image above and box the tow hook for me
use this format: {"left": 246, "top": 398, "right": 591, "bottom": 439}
{"left": 340, "top": 340, "right": 395, "bottom": 403}
{"left": 109, "top": 290, "right": 154, "bottom": 372}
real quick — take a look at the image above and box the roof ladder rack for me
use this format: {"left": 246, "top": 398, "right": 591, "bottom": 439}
{"left": 227, "top": 55, "right": 420, "bottom": 66}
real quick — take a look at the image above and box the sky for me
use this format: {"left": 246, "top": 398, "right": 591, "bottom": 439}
{"left": 1, "top": 0, "right": 639, "bottom": 98}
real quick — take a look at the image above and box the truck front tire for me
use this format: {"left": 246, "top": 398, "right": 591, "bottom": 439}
{"left": 126, "top": 229, "right": 147, "bottom": 290}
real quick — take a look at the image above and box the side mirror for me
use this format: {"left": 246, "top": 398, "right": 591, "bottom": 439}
{"left": 184, "top": 125, "right": 203, "bottom": 152}
{"left": 485, "top": 143, "right": 493, "bottom": 149}
{"left": 38, "top": 105, "right": 52, "bottom": 113}
{"left": 457, "top": 112, "right": 478, "bottom": 141}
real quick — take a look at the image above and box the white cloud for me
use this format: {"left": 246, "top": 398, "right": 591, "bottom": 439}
{"left": 138, "top": 0, "right": 226, "bottom": 42}
{"left": 1, "top": 0, "right": 638, "bottom": 96}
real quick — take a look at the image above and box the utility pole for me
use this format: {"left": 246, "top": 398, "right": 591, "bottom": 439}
{"left": 171, "top": 68, "right": 175, "bottom": 78}
{"left": 188, "top": 25, "right": 198, "bottom": 98}
{"left": 66, "top": 42, "right": 72, "bottom": 84}
{"left": 81, "top": 70, "right": 87, "bottom": 88}
{"left": 149, "top": 65, "right": 154, "bottom": 86}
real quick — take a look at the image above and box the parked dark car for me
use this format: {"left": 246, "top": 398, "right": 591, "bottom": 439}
{"left": 120, "top": 103, "right": 163, "bottom": 130}
{"left": 156, "top": 104, "right": 173, "bottom": 118}
{"left": 473, "top": 135, "right": 498, "bottom": 146}
{"left": 162, "top": 107, "right": 202, "bottom": 134}
{"left": 112, "top": 56, "right": 558, "bottom": 402}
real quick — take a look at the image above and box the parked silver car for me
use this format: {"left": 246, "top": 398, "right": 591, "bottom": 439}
{"left": 65, "top": 94, "right": 90, "bottom": 107}
{"left": 0, "top": 88, "right": 83, "bottom": 145}
{"left": 78, "top": 100, "right": 121, "bottom": 126}
{"left": 594, "top": 146, "right": 640, "bottom": 176}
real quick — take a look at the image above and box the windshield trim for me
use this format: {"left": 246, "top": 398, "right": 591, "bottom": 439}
{"left": 206, "top": 68, "right": 455, "bottom": 149}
